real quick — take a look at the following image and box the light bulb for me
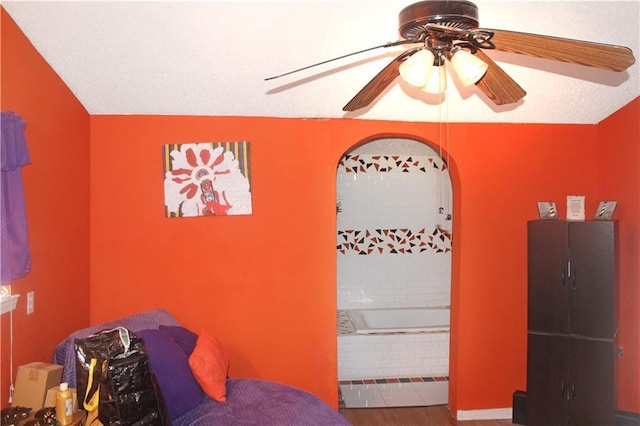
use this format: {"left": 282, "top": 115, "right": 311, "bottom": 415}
{"left": 422, "top": 65, "right": 446, "bottom": 94}
{"left": 399, "top": 49, "right": 435, "bottom": 88}
{"left": 449, "top": 48, "right": 488, "bottom": 86}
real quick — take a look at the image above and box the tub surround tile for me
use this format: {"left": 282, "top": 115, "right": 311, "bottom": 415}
{"left": 338, "top": 330, "right": 450, "bottom": 378}
{"left": 336, "top": 151, "right": 452, "bottom": 310}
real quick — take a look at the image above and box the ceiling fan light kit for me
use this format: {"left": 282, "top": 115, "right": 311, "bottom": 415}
{"left": 266, "top": 0, "right": 636, "bottom": 112}
{"left": 398, "top": 44, "right": 486, "bottom": 92}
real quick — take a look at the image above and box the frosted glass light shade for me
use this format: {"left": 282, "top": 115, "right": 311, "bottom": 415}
{"left": 399, "top": 49, "right": 435, "bottom": 88}
{"left": 450, "top": 48, "right": 488, "bottom": 86}
{"left": 422, "top": 65, "right": 446, "bottom": 94}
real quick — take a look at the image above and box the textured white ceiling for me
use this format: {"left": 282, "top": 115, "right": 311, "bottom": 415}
{"left": 2, "top": 0, "right": 639, "bottom": 123}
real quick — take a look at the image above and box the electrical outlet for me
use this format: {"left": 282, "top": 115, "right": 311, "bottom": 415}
{"left": 26, "top": 291, "right": 34, "bottom": 315}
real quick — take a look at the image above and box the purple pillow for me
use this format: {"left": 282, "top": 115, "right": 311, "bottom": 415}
{"left": 158, "top": 325, "right": 198, "bottom": 356}
{"left": 137, "top": 329, "right": 204, "bottom": 421}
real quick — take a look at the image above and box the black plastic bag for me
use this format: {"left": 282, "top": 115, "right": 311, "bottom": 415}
{"left": 75, "top": 327, "right": 170, "bottom": 426}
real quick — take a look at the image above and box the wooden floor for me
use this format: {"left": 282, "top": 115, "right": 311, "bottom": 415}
{"left": 339, "top": 405, "right": 513, "bottom": 425}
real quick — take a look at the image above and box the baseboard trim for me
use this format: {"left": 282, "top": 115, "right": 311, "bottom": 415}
{"left": 455, "top": 407, "right": 637, "bottom": 423}
{"left": 456, "top": 408, "right": 512, "bottom": 420}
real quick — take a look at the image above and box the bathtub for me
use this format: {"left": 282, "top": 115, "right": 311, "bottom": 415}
{"left": 346, "top": 307, "right": 450, "bottom": 334}
{"left": 338, "top": 307, "right": 451, "bottom": 379}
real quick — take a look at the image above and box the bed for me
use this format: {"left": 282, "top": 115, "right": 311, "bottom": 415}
{"left": 53, "top": 309, "right": 350, "bottom": 426}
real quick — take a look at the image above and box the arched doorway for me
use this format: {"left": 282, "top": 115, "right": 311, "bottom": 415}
{"left": 336, "top": 137, "right": 453, "bottom": 408}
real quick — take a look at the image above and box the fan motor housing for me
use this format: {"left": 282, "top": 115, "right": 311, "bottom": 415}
{"left": 399, "top": 0, "right": 479, "bottom": 40}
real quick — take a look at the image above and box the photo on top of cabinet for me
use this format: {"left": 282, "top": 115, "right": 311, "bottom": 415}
{"left": 537, "top": 201, "right": 558, "bottom": 220}
{"left": 594, "top": 201, "right": 617, "bottom": 221}
{"left": 566, "top": 195, "right": 585, "bottom": 221}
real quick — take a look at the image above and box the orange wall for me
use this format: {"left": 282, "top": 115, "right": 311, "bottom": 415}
{"left": 597, "top": 98, "right": 640, "bottom": 413}
{"left": 89, "top": 116, "right": 601, "bottom": 411}
{"left": 0, "top": 8, "right": 91, "bottom": 408}
{"left": 3, "top": 5, "right": 638, "bottom": 415}
{"left": 447, "top": 123, "right": 600, "bottom": 412}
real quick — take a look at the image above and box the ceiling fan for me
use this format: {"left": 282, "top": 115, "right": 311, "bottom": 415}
{"left": 265, "top": 0, "right": 636, "bottom": 111}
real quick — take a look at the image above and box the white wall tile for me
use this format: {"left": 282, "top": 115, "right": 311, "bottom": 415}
{"left": 338, "top": 332, "right": 450, "bottom": 379}
{"left": 337, "top": 140, "right": 452, "bottom": 380}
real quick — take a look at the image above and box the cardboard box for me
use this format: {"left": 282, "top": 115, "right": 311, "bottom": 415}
{"left": 44, "top": 386, "right": 78, "bottom": 411}
{"left": 11, "top": 362, "right": 63, "bottom": 410}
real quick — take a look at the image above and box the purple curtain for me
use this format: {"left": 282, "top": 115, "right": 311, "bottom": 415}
{"left": 1, "top": 111, "right": 32, "bottom": 284}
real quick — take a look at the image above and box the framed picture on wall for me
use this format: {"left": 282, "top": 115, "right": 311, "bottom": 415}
{"left": 537, "top": 201, "right": 558, "bottom": 220}
{"left": 162, "top": 141, "right": 252, "bottom": 217}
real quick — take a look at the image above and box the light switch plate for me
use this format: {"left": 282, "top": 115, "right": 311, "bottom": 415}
{"left": 26, "top": 291, "right": 34, "bottom": 315}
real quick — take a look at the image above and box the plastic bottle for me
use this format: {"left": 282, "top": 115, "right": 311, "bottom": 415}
{"left": 55, "top": 382, "right": 74, "bottom": 426}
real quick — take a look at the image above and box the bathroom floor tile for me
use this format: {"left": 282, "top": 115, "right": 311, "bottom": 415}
{"left": 379, "top": 383, "right": 425, "bottom": 407}
{"left": 414, "top": 381, "right": 448, "bottom": 405}
{"left": 340, "top": 384, "right": 386, "bottom": 408}
{"left": 339, "top": 379, "right": 449, "bottom": 408}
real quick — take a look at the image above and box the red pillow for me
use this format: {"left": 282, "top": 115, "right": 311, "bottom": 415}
{"left": 188, "top": 329, "right": 230, "bottom": 402}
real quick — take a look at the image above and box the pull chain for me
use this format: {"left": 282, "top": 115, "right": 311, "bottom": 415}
{"left": 8, "top": 307, "right": 15, "bottom": 403}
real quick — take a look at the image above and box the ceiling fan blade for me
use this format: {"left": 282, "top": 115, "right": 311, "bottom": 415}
{"left": 343, "top": 48, "right": 422, "bottom": 112}
{"left": 265, "top": 40, "right": 417, "bottom": 81}
{"left": 473, "top": 49, "right": 526, "bottom": 105}
{"left": 488, "top": 29, "right": 636, "bottom": 72}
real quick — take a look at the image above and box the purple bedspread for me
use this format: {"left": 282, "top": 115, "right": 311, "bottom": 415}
{"left": 173, "top": 378, "right": 349, "bottom": 426}
{"left": 53, "top": 309, "right": 350, "bottom": 426}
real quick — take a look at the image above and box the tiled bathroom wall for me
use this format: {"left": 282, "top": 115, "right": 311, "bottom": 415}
{"left": 338, "top": 332, "right": 450, "bottom": 379}
{"left": 337, "top": 139, "right": 452, "bottom": 310}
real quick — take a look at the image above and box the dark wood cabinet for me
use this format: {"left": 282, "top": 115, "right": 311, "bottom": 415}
{"left": 527, "top": 334, "right": 614, "bottom": 426}
{"left": 526, "top": 220, "right": 616, "bottom": 426}
{"left": 527, "top": 333, "right": 570, "bottom": 426}
{"left": 527, "top": 220, "right": 571, "bottom": 335}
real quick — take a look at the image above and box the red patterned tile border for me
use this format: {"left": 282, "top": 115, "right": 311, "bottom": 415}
{"left": 337, "top": 226, "right": 452, "bottom": 254}
{"left": 338, "top": 155, "right": 447, "bottom": 174}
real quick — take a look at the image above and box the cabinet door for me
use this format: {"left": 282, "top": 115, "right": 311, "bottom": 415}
{"left": 528, "top": 221, "right": 570, "bottom": 334}
{"left": 568, "top": 338, "right": 614, "bottom": 426}
{"left": 568, "top": 221, "right": 616, "bottom": 339}
{"left": 527, "top": 333, "right": 569, "bottom": 426}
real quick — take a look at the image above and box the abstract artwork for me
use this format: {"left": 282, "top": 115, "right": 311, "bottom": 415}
{"left": 163, "top": 141, "right": 252, "bottom": 217}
